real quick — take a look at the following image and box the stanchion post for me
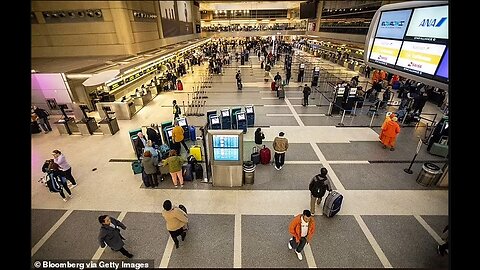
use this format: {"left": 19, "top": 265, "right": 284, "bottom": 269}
{"left": 338, "top": 109, "right": 346, "bottom": 126}
{"left": 327, "top": 102, "right": 333, "bottom": 116}
{"left": 404, "top": 138, "right": 423, "bottom": 174}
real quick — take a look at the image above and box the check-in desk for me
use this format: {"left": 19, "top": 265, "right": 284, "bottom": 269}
{"left": 133, "top": 91, "right": 153, "bottom": 106}
{"left": 54, "top": 117, "right": 80, "bottom": 135}
{"left": 96, "top": 101, "right": 136, "bottom": 120}
{"left": 76, "top": 117, "right": 99, "bottom": 135}
{"left": 98, "top": 116, "right": 119, "bottom": 135}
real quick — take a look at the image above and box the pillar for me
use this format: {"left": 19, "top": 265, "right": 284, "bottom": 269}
{"left": 109, "top": 1, "right": 135, "bottom": 55}
{"left": 314, "top": 0, "right": 324, "bottom": 32}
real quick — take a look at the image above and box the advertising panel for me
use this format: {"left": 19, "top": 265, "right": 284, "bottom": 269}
{"left": 375, "top": 9, "right": 412, "bottom": 39}
{"left": 395, "top": 41, "right": 446, "bottom": 75}
{"left": 369, "top": 38, "right": 403, "bottom": 66}
{"left": 405, "top": 5, "right": 448, "bottom": 41}
{"left": 435, "top": 48, "right": 448, "bottom": 80}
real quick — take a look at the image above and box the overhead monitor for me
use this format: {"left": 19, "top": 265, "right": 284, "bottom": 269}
{"left": 337, "top": 87, "right": 345, "bottom": 95}
{"left": 349, "top": 88, "right": 357, "bottom": 95}
{"left": 221, "top": 110, "right": 230, "bottom": 117}
{"left": 177, "top": 118, "right": 187, "bottom": 126}
{"left": 210, "top": 116, "right": 220, "bottom": 125}
{"left": 364, "top": 1, "right": 448, "bottom": 89}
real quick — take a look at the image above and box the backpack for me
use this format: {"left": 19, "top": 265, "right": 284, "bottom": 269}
{"left": 173, "top": 105, "right": 181, "bottom": 115}
{"left": 313, "top": 174, "right": 328, "bottom": 197}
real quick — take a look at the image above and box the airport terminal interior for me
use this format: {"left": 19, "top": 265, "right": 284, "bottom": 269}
{"left": 31, "top": 1, "right": 449, "bottom": 268}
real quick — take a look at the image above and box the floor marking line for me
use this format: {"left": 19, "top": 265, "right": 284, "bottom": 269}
{"left": 310, "top": 142, "right": 346, "bottom": 190}
{"left": 234, "top": 214, "right": 242, "bottom": 268}
{"left": 304, "top": 242, "right": 317, "bottom": 268}
{"left": 414, "top": 215, "right": 444, "bottom": 245}
{"left": 32, "top": 209, "right": 74, "bottom": 256}
{"left": 159, "top": 236, "right": 175, "bottom": 268}
{"left": 328, "top": 160, "right": 370, "bottom": 164}
{"left": 91, "top": 211, "right": 127, "bottom": 261}
{"left": 354, "top": 215, "right": 393, "bottom": 268}
{"left": 285, "top": 98, "right": 305, "bottom": 127}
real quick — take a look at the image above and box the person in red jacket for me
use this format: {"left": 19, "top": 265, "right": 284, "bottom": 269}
{"left": 381, "top": 116, "right": 401, "bottom": 151}
{"left": 288, "top": 210, "right": 316, "bottom": 261}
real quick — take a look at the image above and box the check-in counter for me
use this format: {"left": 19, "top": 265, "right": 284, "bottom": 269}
{"left": 54, "top": 117, "right": 79, "bottom": 135}
{"left": 133, "top": 91, "right": 153, "bottom": 106}
{"left": 98, "top": 117, "right": 119, "bottom": 135}
{"left": 96, "top": 101, "right": 135, "bottom": 120}
{"left": 76, "top": 118, "right": 99, "bottom": 135}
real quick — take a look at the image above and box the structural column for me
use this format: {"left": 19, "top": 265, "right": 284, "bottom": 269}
{"left": 314, "top": 0, "right": 324, "bottom": 32}
{"left": 153, "top": 0, "right": 164, "bottom": 39}
{"left": 109, "top": 1, "right": 135, "bottom": 55}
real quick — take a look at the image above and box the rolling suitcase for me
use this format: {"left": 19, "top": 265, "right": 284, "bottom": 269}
{"left": 182, "top": 164, "right": 193, "bottom": 181}
{"left": 278, "top": 88, "right": 285, "bottom": 99}
{"left": 189, "top": 145, "right": 202, "bottom": 161}
{"left": 251, "top": 146, "right": 260, "bottom": 165}
{"left": 323, "top": 191, "right": 343, "bottom": 217}
{"left": 189, "top": 126, "right": 196, "bottom": 141}
{"left": 132, "top": 160, "right": 143, "bottom": 174}
{"left": 429, "top": 142, "right": 448, "bottom": 158}
{"left": 194, "top": 163, "right": 203, "bottom": 180}
{"left": 271, "top": 81, "right": 276, "bottom": 91}
{"left": 141, "top": 170, "right": 151, "bottom": 187}
{"left": 178, "top": 204, "right": 189, "bottom": 231}
{"left": 260, "top": 145, "right": 271, "bottom": 165}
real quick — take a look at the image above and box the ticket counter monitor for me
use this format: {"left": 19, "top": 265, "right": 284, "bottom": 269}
{"left": 311, "top": 67, "right": 320, "bottom": 87}
{"left": 206, "top": 110, "right": 217, "bottom": 128}
{"left": 220, "top": 109, "right": 231, "bottom": 129}
{"left": 176, "top": 117, "right": 190, "bottom": 140}
{"left": 231, "top": 107, "right": 242, "bottom": 129}
{"left": 129, "top": 128, "right": 142, "bottom": 155}
{"left": 297, "top": 64, "right": 305, "bottom": 82}
{"left": 164, "top": 126, "right": 174, "bottom": 146}
{"left": 332, "top": 87, "right": 345, "bottom": 115}
{"left": 209, "top": 115, "right": 221, "bottom": 130}
{"left": 207, "top": 129, "right": 244, "bottom": 187}
{"left": 236, "top": 112, "right": 247, "bottom": 134}
{"left": 245, "top": 105, "right": 255, "bottom": 127}
{"left": 161, "top": 121, "right": 173, "bottom": 144}
{"left": 98, "top": 106, "right": 119, "bottom": 135}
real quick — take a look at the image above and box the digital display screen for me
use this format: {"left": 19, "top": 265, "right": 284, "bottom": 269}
{"left": 349, "top": 88, "right": 357, "bottom": 95}
{"left": 405, "top": 5, "right": 448, "bottom": 41}
{"left": 375, "top": 9, "right": 412, "bottom": 39}
{"left": 369, "top": 38, "right": 403, "bottom": 66}
{"left": 395, "top": 41, "right": 446, "bottom": 76}
{"left": 212, "top": 134, "right": 240, "bottom": 161}
{"left": 167, "top": 129, "right": 173, "bottom": 137}
{"left": 213, "top": 148, "right": 239, "bottom": 161}
{"left": 213, "top": 135, "right": 239, "bottom": 148}
{"left": 337, "top": 87, "right": 345, "bottom": 95}
{"left": 210, "top": 116, "right": 220, "bottom": 125}
{"left": 435, "top": 48, "right": 448, "bottom": 79}
{"left": 221, "top": 110, "right": 230, "bottom": 117}
{"left": 237, "top": 113, "right": 246, "bottom": 121}
{"left": 177, "top": 118, "right": 187, "bottom": 126}
{"left": 246, "top": 107, "right": 254, "bottom": 114}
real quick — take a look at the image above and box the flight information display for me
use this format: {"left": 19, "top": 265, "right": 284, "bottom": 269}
{"left": 395, "top": 41, "right": 446, "bottom": 76}
{"left": 435, "top": 48, "right": 448, "bottom": 80}
{"left": 369, "top": 38, "right": 403, "bottom": 66}
{"left": 405, "top": 5, "right": 448, "bottom": 41}
{"left": 212, "top": 135, "right": 239, "bottom": 161}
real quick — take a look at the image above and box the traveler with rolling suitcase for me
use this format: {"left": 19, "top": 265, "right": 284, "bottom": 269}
{"left": 309, "top": 167, "right": 332, "bottom": 215}
{"left": 162, "top": 200, "right": 188, "bottom": 249}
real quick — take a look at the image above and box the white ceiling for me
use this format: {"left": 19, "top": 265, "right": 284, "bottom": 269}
{"left": 199, "top": 1, "right": 303, "bottom": 11}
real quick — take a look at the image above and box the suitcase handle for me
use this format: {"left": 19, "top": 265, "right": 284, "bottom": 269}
{"left": 252, "top": 146, "right": 258, "bottom": 153}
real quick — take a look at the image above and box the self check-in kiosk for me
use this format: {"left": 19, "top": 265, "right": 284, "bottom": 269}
{"left": 236, "top": 111, "right": 247, "bottom": 133}
{"left": 129, "top": 128, "right": 142, "bottom": 156}
{"left": 220, "top": 108, "right": 231, "bottom": 129}
{"left": 176, "top": 117, "right": 190, "bottom": 141}
{"left": 297, "top": 64, "right": 305, "bottom": 82}
{"left": 54, "top": 104, "right": 79, "bottom": 135}
{"left": 311, "top": 67, "right": 320, "bottom": 87}
{"left": 332, "top": 87, "right": 345, "bottom": 114}
{"left": 231, "top": 107, "right": 241, "bottom": 129}
{"left": 209, "top": 115, "right": 221, "bottom": 130}
{"left": 161, "top": 121, "right": 173, "bottom": 144}
{"left": 245, "top": 105, "right": 255, "bottom": 127}
{"left": 343, "top": 87, "right": 357, "bottom": 113}
{"left": 164, "top": 126, "right": 174, "bottom": 146}
{"left": 206, "top": 110, "right": 217, "bottom": 129}
{"left": 75, "top": 104, "right": 99, "bottom": 135}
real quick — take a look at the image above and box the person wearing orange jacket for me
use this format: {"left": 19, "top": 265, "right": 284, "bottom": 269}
{"left": 288, "top": 210, "right": 316, "bottom": 261}
{"left": 379, "top": 112, "right": 395, "bottom": 142}
{"left": 381, "top": 116, "right": 401, "bottom": 151}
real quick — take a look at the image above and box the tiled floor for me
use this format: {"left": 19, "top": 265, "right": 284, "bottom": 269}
{"left": 31, "top": 46, "right": 448, "bottom": 268}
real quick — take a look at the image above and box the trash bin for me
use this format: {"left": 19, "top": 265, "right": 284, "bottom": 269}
{"left": 243, "top": 161, "right": 256, "bottom": 185}
{"left": 416, "top": 162, "right": 443, "bottom": 186}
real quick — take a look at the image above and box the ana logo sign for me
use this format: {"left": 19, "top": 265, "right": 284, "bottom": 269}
{"left": 381, "top": 20, "right": 405, "bottom": 27}
{"left": 419, "top": 17, "right": 447, "bottom": 27}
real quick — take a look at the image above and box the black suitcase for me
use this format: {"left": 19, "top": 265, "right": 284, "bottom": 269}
{"left": 194, "top": 163, "right": 203, "bottom": 179}
{"left": 141, "top": 170, "right": 151, "bottom": 187}
{"left": 182, "top": 164, "right": 193, "bottom": 181}
{"left": 251, "top": 147, "right": 260, "bottom": 165}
